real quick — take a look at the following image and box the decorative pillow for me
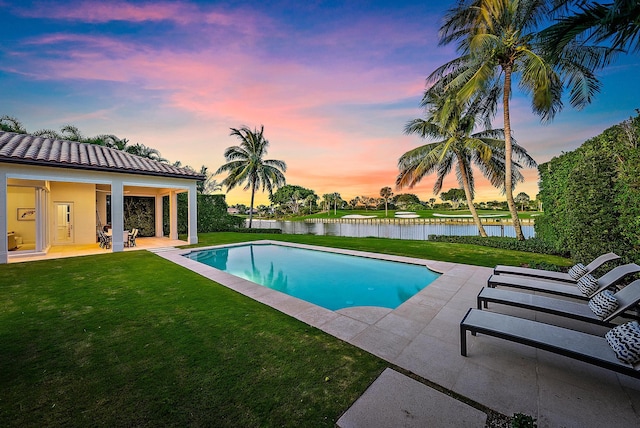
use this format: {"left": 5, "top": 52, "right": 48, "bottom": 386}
{"left": 577, "top": 273, "right": 599, "bottom": 296}
{"left": 588, "top": 290, "right": 619, "bottom": 319}
{"left": 568, "top": 263, "right": 588, "bottom": 280}
{"left": 606, "top": 321, "right": 640, "bottom": 365}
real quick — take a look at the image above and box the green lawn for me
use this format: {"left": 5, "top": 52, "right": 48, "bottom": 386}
{"left": 0, "top": 233, "right": 570, "bottom": 427}
{"left": 191, "top": 232, "right": 571, "bottom": 268}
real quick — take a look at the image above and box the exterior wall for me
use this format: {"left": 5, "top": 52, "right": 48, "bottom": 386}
{"left": 7, "top": 186, "right": 36, "bottom": 245}
{"left": 49, "top": 181, "right": 97, "bottom": 245}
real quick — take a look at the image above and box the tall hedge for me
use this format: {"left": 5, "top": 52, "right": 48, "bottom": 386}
{"left": 163, "top": 193, "right": 244, "bottom": 235}
{"left": 536, "top": 113, "right": 640, "bottom": 264}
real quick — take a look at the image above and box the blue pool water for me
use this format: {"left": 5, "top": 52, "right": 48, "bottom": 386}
{"left": 185, "top": 244, "right": 440, "bottom": 311}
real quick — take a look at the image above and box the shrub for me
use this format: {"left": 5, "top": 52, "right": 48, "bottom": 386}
{"left": 163, "top": 193, "right": 246, "bottom": 235}
{"left": 537, "top": 112, "right": 640, "bottom": 264}
{"left": 427, "top": 235, "right": 568, "bottom": 257}
{"left": 511, "top": 413, "right": 537, "bottom": 428}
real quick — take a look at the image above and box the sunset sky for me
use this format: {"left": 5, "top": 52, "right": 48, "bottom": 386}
{"left": 2, "top": 0, "right": 638, "bottom": 206}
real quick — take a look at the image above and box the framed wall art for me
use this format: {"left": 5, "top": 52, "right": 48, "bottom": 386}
{"left": 17, "top": 208, "right": 36, "bottom": 221}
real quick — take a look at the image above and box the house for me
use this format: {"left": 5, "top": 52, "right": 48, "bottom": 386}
{"left": 0, "top": 131, "right": 204, "bottom": 264}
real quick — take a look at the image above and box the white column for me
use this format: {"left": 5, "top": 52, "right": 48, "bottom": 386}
{"left": 155, "top": 195, "right": 164, "bottom": 237}
{"left": 35, "top": 188, "right": 45, "bottom": 252}
{"left": 0, "top": 172, "right": 8, "bottom": 264}
{"left": 110, "top": 179, "right": 125, "bottom": 252}
{"left": 188, "top": 185, "right": 198, "bottom": 244}
{"left": 169, "top": 190, "right": 178, "bottom": 240}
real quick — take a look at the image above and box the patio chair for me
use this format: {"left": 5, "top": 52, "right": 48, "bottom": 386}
{"left": 128, "top": 228, "right": 138, "bottom": 247}
{"left": 98, "top": 230, "right": 111, "bottom": 249}
{"left": 460, "top": 308, "right": 640, "bottom": 379}
{"left": 487, "top": 263, "right": 640, "bottom": 300}
{"left": 493, "top": 252, "right": 620, "bottom": 283}
{"left": 477, "top": 278, "right": 640, "bottom": 327}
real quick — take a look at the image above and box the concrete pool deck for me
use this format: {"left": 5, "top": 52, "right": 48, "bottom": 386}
{"left": 157, "top": 240, "right": 640, "bottom": 427}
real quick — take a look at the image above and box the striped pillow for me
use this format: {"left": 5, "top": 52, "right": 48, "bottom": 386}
{"left": 588, "top": 290, "right": 619, "bottom": 319}
{"left": 577, "top": 273, "right": 599, "bottom": 296}
{"left": 568, "top": 263, "right": 588, "bottom": 280}
{"left": 606, "top": 321, "right": 640, "bottom": 365}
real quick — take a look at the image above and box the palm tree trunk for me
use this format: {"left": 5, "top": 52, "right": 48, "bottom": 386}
{"left": 503, "top": 65, "right": 525, "bottom": 240}
{"left": 457, "top": 154, "right": 487, "bottom": 237}
{"left": 249, "top": 180, "right": 256, "bottom": 228}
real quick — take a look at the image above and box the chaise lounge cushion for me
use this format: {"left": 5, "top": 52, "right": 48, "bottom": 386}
{"left": 605, "top": 321, "right": 640, "bottom": 364}
{"left": 569, "top": 263, "right": 588, "bottom": 280}
{"left": 577, "top": 273, "right": 599, "bottom": 296}
{"left": 588, "top": 290, "right": 619, "bottom": 319}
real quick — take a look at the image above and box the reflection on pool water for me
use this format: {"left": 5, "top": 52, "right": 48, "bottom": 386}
{"left": 185, "top": 243, "right": 440, "bottom": 311}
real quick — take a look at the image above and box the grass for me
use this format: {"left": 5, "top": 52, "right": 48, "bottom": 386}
{"left": 190, "top": 232, "right": 571, "bottom": 268}
{"left": 0, "top": 251, "right": 386, "bottom": 427}
{"left": 1, "top": 233, "right": 571, "bottom": 426}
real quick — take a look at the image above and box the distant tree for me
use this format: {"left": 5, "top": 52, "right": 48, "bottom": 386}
{"left": 322, "top": 193, "right": 332, "bottom": 214}
{"left": 349, "top": 197, "right": 360, "bottom": 209}
{"left": 515, "top": 192, "right": 531, "bottom": 211}
{"left": 332, "top": 192, "right": 342, "bottom": 215}
{"left": 0, "top": 115, "right": 26, "bottom": 133}
{"left": 380, "top": 186, "right": 394, "bottom": 217}
{"left": 440, "top": 189, "right": 466, "bottom": 209}
{"left": 270, "top": 185, "right": 316, "bottom": 214}
{"left": 359, "top": 195, "right": 372, "bottom": 211}
{"left": 304, "top": 193, "right": 318, "bottom": 213}
{"left": 428, "top": 198, "right": 436, "bottom": 208}
{"left": 216, "top": 126, "right": 287, "bottom": 227}
{"left": 394, "top": 194, "right": 421, "bottom": 209}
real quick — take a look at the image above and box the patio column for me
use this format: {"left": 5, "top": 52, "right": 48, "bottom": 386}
{"left": 188, "top": 184, "right": 198, "bottom": 245}
{"left": 35, "top": 187, "right": 47, "bottom": 252}
{"left": 111, "top": 179, "right": 125, "bottom": 252}
{"left": 0, "top": 172, "right": 7, "bottom": 264}
{"left": 155, "top": 195, "right": 164, "bottom": 237}
{"left": 169, "top": 190, "right": 178, "bottom": 240}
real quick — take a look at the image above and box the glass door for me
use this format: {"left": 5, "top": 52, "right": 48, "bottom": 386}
{"left": 54, "top": 202, "right": 74, "bottom": 244}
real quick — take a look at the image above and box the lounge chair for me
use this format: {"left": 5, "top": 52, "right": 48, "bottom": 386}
{"left": 477, "top": 279, "right": 640, "bottom": 327}
{"left": 494, "top": 252, "right": 620, "bottom": 283}
{"left": 487, "top": 263, "right": 640, "bottom": 300}
{"left": 460, "top": 309, "right": 640, "bottom": 378}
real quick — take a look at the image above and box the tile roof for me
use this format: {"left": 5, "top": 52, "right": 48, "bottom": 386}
{"left": 0, "top": 131, "right": 204, "bottom": 180}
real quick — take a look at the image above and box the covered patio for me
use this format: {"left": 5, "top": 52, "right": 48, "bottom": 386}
{"left": 7, "top": 236, "right": 189, "bottom": 263}
{"left": 1, "top": 131, "right": 204, "bottom": 264}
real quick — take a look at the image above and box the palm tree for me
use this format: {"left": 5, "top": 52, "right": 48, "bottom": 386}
{"left": 429, "top": 0, "right": 601, "bottom": 239}
{"left": 380, "top": 187, "right": 394, "bottom": 217}
{"left": 0, "top": 115, "right": 27, "bottom": 133}
{"left": 215, "top": 126, "right": 287, "bottom": 228}
{"left": 399, "top": 90, "right": 535, "bottom": 237}
{"left": 543, "top": 0, "right": 640, "bottom": 57}
{"left": 332, "top": 193, "right": 341, "bottom": 215}
{"left": 125, "top": 143, "right": 167, "bottom": 162}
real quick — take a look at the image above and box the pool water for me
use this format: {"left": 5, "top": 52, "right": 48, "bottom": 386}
{"left": 185, "top": 243, "right": 440, "bottom": 311}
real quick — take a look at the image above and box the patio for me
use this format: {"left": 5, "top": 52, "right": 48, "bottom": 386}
{"left": 8, "top": 236, "right": 188, "bottom": 263}
{"left": 159, "top": 240, "right": 640, "bottom": 427}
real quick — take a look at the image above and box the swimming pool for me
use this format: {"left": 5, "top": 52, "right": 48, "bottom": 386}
{"left": 185, "top": 243, "right": 440, "bottom": 311}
